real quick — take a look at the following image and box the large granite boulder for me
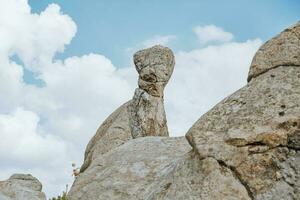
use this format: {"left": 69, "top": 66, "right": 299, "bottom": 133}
{"left": 0, "top": 174, "right": 46, "bottom": 200}
{"left": 248, "top": 21, "right": 300, "bottom": 81}
{"left": 68, "top": 137, "right": 250, "bottom": 200}
{"left": 80, "top": 45, "right": 175, "bottom": 172}
{"left": 186, "top": 21, "right": 300, "bottom": 200}
{"left": 69, "top": 21, "right": 300, "bottom": 200}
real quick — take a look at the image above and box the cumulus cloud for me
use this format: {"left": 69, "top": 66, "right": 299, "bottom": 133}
{"left": 0, "top": 0, "right": 262, "bottom": 198}
{"left": 0, "top": 108, "right": 67, "bottom": 165}
{"left": 126, "top": 34, "right": 176, "bottom": 55}
{"left": 0, "top": 0, "right": 133, "bottom": 197}
{"left": 142, "top": 35, "right": 176, "bottom": 47}
{"left": 194, "top": 25, "right": 234, "bottom": 44}
{"left": 0, "top": 1, "right": 76, "bottom": 71}
{"left": 0, "top": 108, "right": 72, "bottom": 197}
{"left": 165, "top": 39, "right": 262, "bottom": 136}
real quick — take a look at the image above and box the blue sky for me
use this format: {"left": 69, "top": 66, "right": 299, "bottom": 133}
{"left": 1, "top": 1, "right": 300, "bottom": 197}
{"left": 29, "top": 0, "right": 300, "bottom": 67}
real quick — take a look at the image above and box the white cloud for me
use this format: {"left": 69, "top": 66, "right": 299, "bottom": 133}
{"left": 142, "top": 35, "right": 176, "bottom": 47}
{"left": 165, "top": 39, "right": 262, "bottom": 136}
{"left": 194, "top": 25, "right": 234, "bottom": 44}
{"left": 0, "top": 1, "right": 76, "bottom": 71}
{"left": 126, "top": 35, "right": 176, "bottom": 55}
{"left": 0, "top": 0, "right": 134, "bottom": 198}
{"left": 0, "top": 108, "right": 71, "bottom": 197}
{"left": 0, "top": 0, "right": 263, "bottom": 198}
{"left": 0, "top": 108, "right": 67, "bottom": 165}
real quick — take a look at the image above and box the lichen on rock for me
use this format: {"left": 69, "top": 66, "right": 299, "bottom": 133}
{"left": 68, "top": 21, "right": 300, "bottom": 200}
{"left": 248, "top": 21, "right": 300, "bottom": 82}
{"left": 80, "top": 45, "right": 174, "bottom": 173}
{"left": 186, "top": 21, "right": 300, "bottom": 199}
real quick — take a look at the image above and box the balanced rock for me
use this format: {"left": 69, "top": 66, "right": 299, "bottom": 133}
{"left": 68, "top": 44, "right": 253, "bottom": 200}
{"left": 186, "top": 21, "right": 300, "bottom": 200}
{"left": 133, "top": 45, "right": 174, "bottom": 97}
{"left": 80, "top": 45, "right": 174, "bottom": 172}
{"left": 69, "top": 21, "right": 300, "bottom": 200}
{"left": 0, "top": 174, "right": 46, "bottom": 200}
{"left": 129, "top": 46, "right": 174, "bottom": 138}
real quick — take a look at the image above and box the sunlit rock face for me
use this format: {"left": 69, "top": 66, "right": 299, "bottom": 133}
{"left": 68, "top": 21, "right": 300, "bottom": 200}
{"left": 68, "top": 137, "right": 251, "bottom": 200}
{"left": 129, "top": 45, "right": 174, "bottom": 138}
{"left": 80, "top": 45, "right": 174, "bottom": 173}
{"left": 248, "top": 21, "right": 300, "bottom": 82}
{"left": 0, "top": 174, "right": 46, "bottom": 200}
{"left": 133, "top": 45, "right": 175, "bottom": 98}
{"left": 187, "top": 21, "right": 300, "bottom": 200}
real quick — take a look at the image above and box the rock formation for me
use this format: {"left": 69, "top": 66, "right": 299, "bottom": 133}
{"left": 80, "top": 45, "right": 174, "bottom": 172}
{"left": 68, "top": 137, "right": 250, "bottom": 200}
{"left": 68, "top": 21, "right": 300, "bottom": 200}
{"left": 248, "top": 21, "right": 300, "bottom": 81}
{"left": 0, "top": 174, "right": 46, "bottom": 200}
{"left": 129, "top": 46, "right": 174, "bottom": 138}
{"left": 186, "top": 21, "right": 300, "bottom": 199}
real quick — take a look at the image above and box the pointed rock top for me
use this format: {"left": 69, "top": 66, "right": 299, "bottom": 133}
{"left": 248, "top": 21, "right": 300, "bottom": 82}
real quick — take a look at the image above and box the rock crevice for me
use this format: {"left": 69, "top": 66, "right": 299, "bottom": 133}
{"left": 68, "top": 21, "right": 300, "bottom": 200}
{"left": 80, "top": 45, "right": 174, "bottom": 172}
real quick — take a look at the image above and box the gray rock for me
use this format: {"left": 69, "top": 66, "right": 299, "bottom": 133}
{"left": 186, "top": 21, "right": 300, "bottom": 200}
{"left": 80, "top": 45, "right": 174, "bottom": 172}
{"left": 68, "top": 137, "right": 250, "bottom": 200}
{"left": 128, "top": 88, "right": 168, "bottom": 138}
{"left": 130, "top": 45, "right": 174, "bottom": 138}
{"left": 133, "top": 45, "right": 175, "bottom": 97}
{"left": 248, "top": 21, "right": 300, "bottom": 81}
{"left": 0, "top": 174, "right": 46, "bottom": 200}
{"left": 80, "top": 101, "right": 132, "bottom": 172}
{"left": 70, "top": 21, "right": 300, "bottom": 200}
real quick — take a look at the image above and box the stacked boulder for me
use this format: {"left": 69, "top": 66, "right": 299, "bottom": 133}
{"left": 80, "top": 45, "right": 174, "bottom": 172}
{"left": 68, "top": 21, "right": 300, "bottom": 200}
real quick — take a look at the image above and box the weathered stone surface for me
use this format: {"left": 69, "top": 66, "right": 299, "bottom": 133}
{"left": 248, "top": 21, "right": 300, "bottom": 81}
{"left": 80, "top": 101, "right": 132, "bottom": 172}
{"left": 68, "top": 137, "right": 250, "bottom": 200}
{"left": 80, "top": 45, "right": 174, "bottom": 172}
{"left": 130, "top": 45, "right": 174, "bottom": 138}
{"left": 0, "top": 174, "right": 46, "bottom": 200}
{"left": 186, "top": 66, "right": 300, "bottom": 199}
{"left": 128, "top": 88, "right": 168, "bottom": 138}
{"left": 134, "top": 45, "right": 175, "bottom": 97}
{"left": 70, "top": 22, "right": 300, "bottom": 200}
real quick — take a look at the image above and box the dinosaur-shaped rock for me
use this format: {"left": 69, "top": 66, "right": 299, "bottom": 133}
{"left": 80, "top": 45, "right": 174, "bottom": 172}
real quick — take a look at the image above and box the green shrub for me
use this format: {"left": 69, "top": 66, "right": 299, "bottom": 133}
{"left": 49, "top": 191, "right": 67, "bottom": 200}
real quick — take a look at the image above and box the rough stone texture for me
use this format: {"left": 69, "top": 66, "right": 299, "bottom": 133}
{"left": 0, "top": 174, "right": 46, "bottom": 200}
{"left": 70, "top": 21, "right": 300, "bottom": 200}
{"left": 68, "top": 137, "right": 250, "bottom": 200}
{"left": 128, "top": 88, "right": 168, "bottom": 138}
{"left": 130, "top": 45, "right": 174, "bottom": 138}
{"left": 248, "top": 21, "right": 300, "bottom": 82}
{"left": 80, "top": 45, "right": 174, "bottom": 172}
{"left": 80, "top": 101, "right": 132, "bottom": 172}
{"left": 133, "top": 45, "right": 175, "bottom": 97}
{"left": 186, "top": 66, "right": 300, "bottom": 199}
